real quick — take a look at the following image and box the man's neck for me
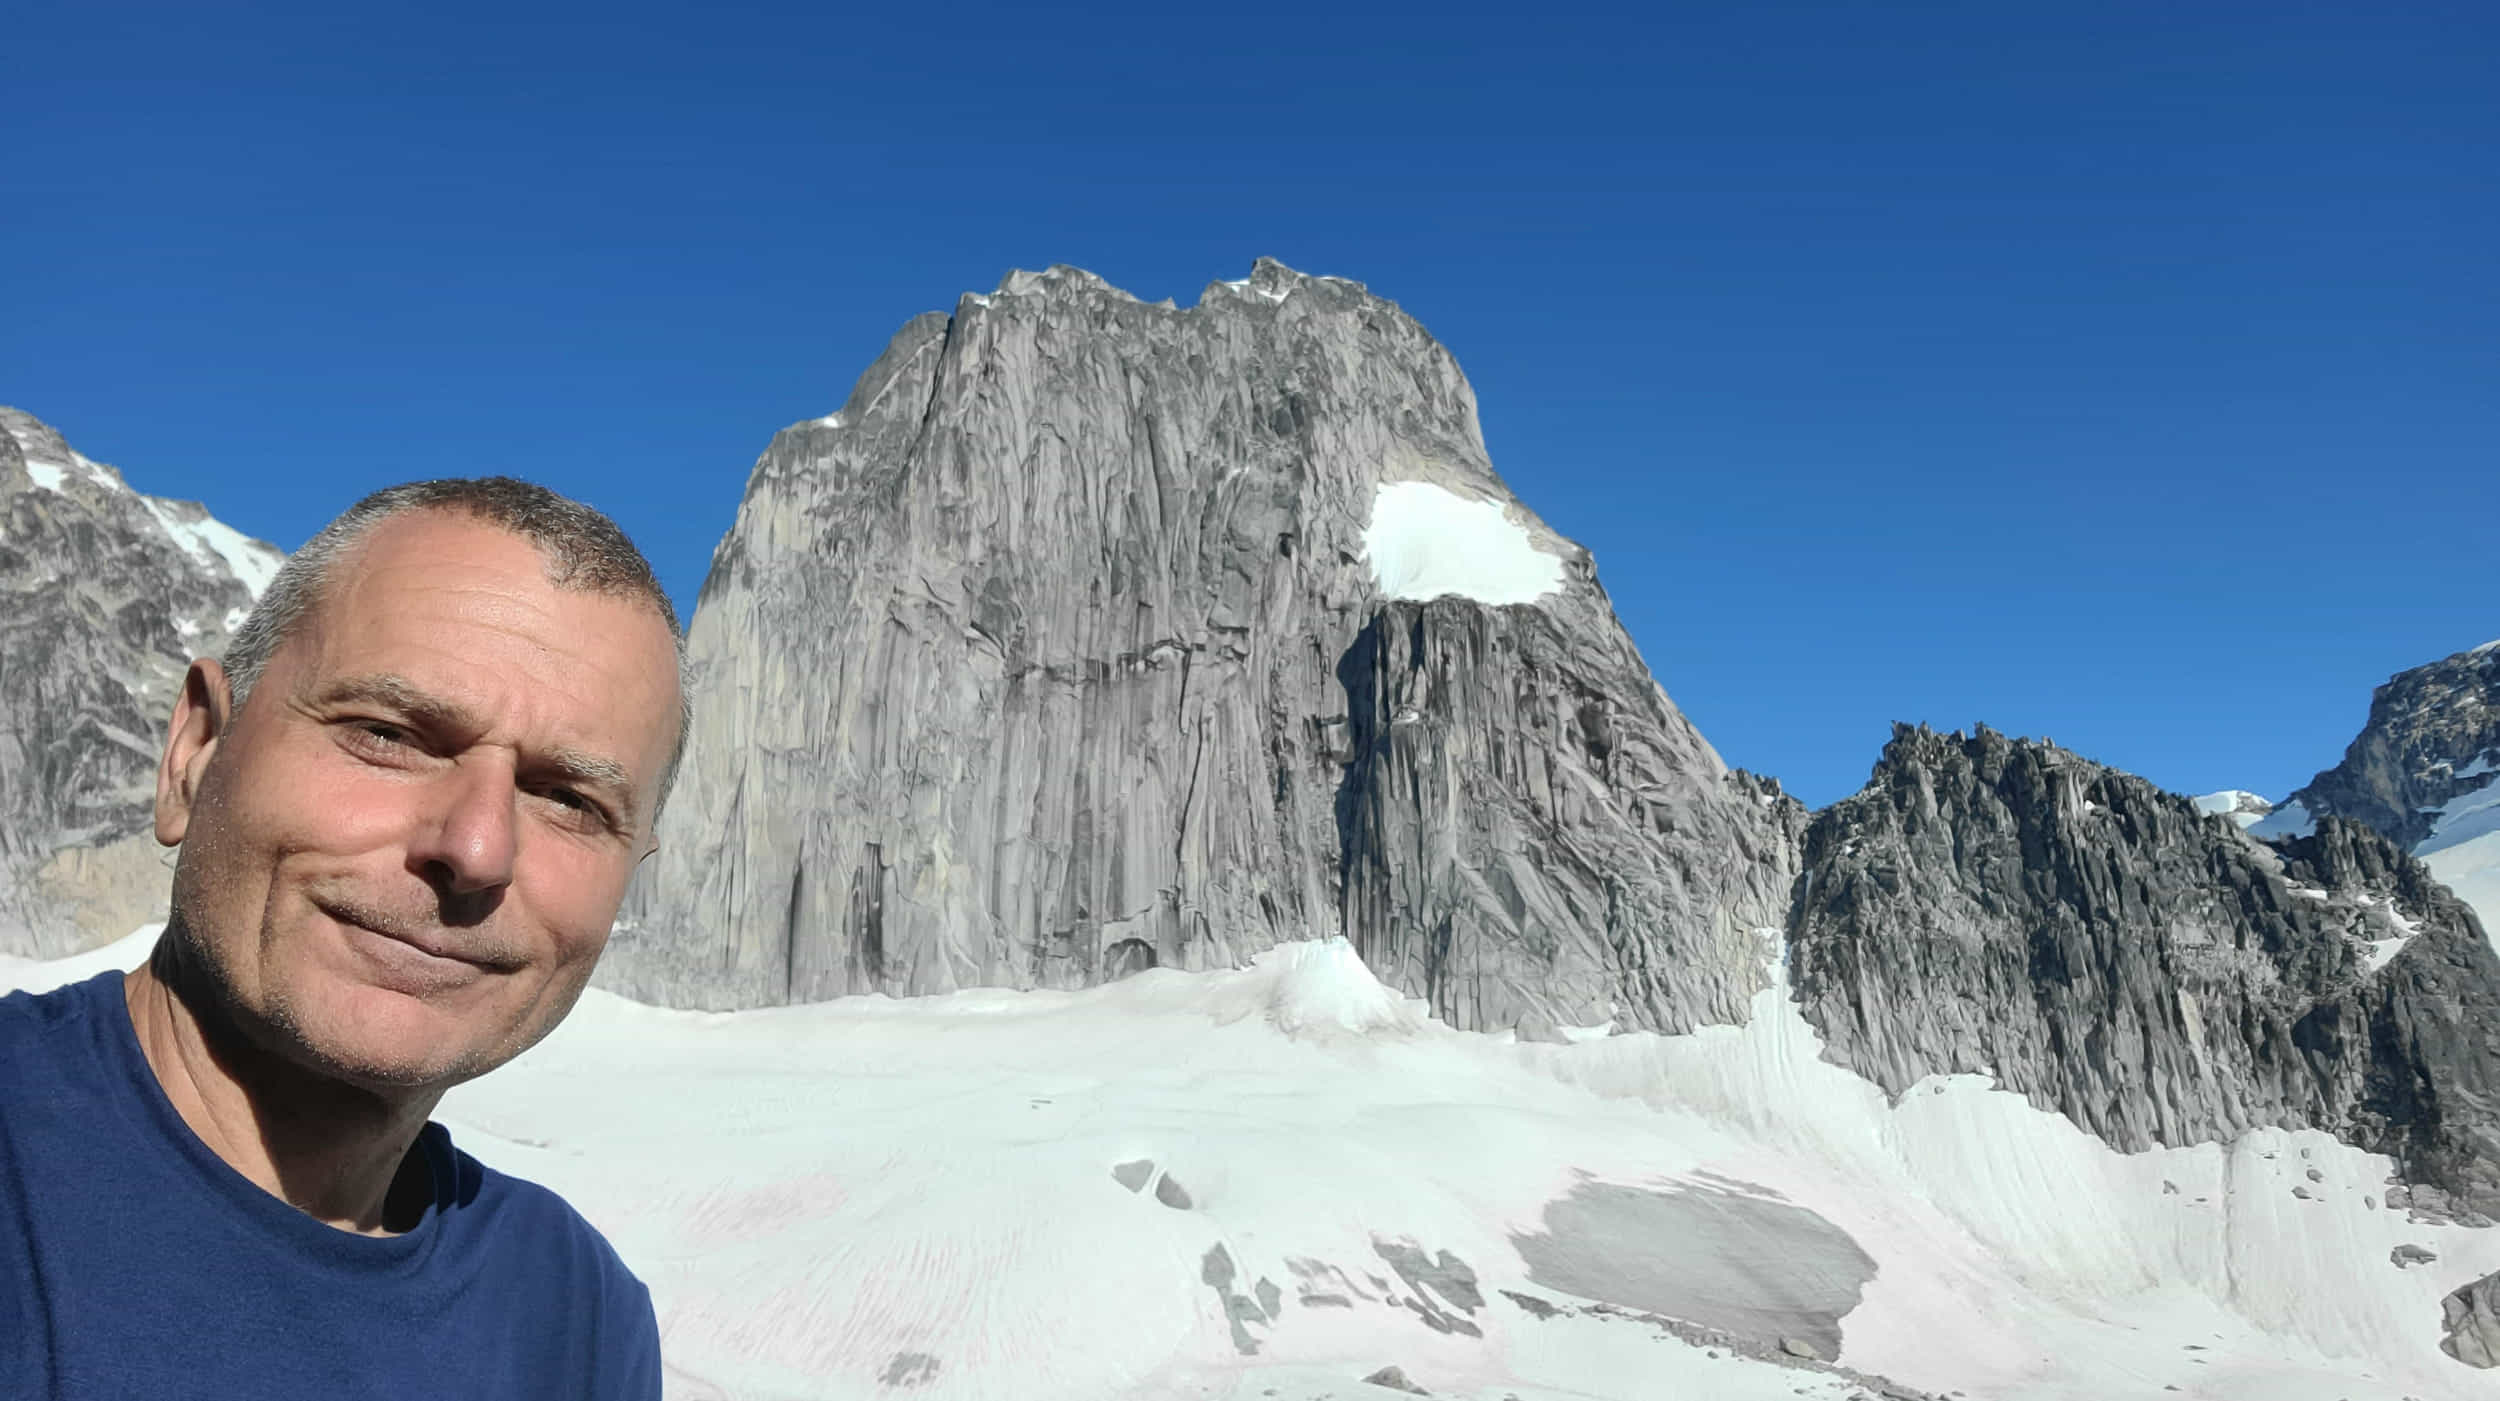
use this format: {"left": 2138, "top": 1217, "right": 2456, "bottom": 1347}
{"left": 122, "top": 941, "right": 442, "bottom": 1236}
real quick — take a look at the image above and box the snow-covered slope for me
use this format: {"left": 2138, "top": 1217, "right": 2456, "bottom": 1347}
{"left": 15, "top": 932, "right": 2494, "bottom": 1400}
{"left": 2419, "top": 759, "right": 2500, "bottom": 950}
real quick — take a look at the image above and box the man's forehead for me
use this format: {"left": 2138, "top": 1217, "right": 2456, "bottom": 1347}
{"left": 281, "top": 519, "right": 681, "bottom": 749}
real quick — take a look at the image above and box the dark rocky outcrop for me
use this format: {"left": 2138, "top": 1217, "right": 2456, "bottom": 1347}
{"left": 1789, "top": 723, "right": 2500, "bottom": 1215}
{"left": 0, "top": 409, "right": 281, "bottom": 956}
{"left": 605, "top": 260, "right": 1803, "bottom": 1033}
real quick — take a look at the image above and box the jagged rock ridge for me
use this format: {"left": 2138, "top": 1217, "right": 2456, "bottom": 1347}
{"left": 607, "top": 259, "right": 1805, "bottom": 1034}
{"left": 0, "top": 409, "right": 283, "bottom": 956}
{"left": 1789, "top": 722, "right": 2500, "bottom": 1214}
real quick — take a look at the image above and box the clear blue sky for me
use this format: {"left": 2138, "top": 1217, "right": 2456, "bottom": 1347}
{"left": 10, "top": 0, "right": 2494, "bottom": 808}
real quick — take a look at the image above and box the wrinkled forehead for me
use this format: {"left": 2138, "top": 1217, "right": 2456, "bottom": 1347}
{"left": 284, "top": 513, "right": 684, "bottom": 765}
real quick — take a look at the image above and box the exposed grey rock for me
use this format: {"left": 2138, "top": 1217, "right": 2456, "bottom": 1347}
{"left": 0, "top": 408, "right": 282, "bottom": 956}
{"left": 1200, "top": 1242, "right": 1268, "bottom": 1355}
{"left": 1508, "top": 1179, "right": 1875, "bottom": 1360}
{"left": 2392, "top": 1243, "right": 2438, "bottom": 1268}
{"left": 606, "top": 259, "right": 1804, "bottom": 1034}
{"left": 1152, "top": 1173, "right": 1193, "bottom": 1210}
{"left": 1285, "top": 1256, "right": 1368, "bottom": 1309}
{"left": 1361, "top": 1365, "right": 1429, "bottom": 1395}
{"left": 1371, "top": 1236, "right": 1483, "bottom": 1337}
{"left": 1500, "top": 1288, "right": 1559, "bottom": 1319}
{"left": 1788, "top": 724, "right": 2500, "bottom": 1215}
{"left": 2443, "top": 1269, "right": 2500, "bottom": 1367}
{"left": 877, "top": 1352, "right": 940, "bottom": 1387}
{"left": 1109, "top": 1158, "right": 1154, "bottom": 1193}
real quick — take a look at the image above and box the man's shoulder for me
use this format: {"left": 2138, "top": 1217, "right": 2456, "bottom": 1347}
{"left": 430, "top": 1124, "right": 651, "bottom": 1298}
{"left": 429, "top": 1127, "right": 660, "bottom": 1389}
{"left": 0, "top": 967, "right": 120, "bottom": 1029}
{"left": 0, "top": 969, "right": 122, "bottom": 1080}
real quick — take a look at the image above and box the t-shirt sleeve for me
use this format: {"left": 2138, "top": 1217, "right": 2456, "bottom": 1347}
{"left": 606, "top": 1275, "right": 663, "bottom": 1401}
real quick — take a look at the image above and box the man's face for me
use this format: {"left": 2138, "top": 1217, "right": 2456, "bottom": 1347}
{"left": 157, "top": 510, "right": 682, "bottom": 1093}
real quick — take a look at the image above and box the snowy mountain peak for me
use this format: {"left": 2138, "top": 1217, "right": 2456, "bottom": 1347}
{"left": 993, "top": 263, "right": 1138, "bottom": 302}
{"left": 2193, "top": 789, "right": 2276, "bottom": 828}
{"left": 0, "top": 409, "right": 286, "bottom": 958}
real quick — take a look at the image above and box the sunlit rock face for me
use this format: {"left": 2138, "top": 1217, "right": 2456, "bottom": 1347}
{"left": 1790, "top": 723, "right": 2500, "bottom": 1216}
{"left": 0, "top": 409, "right": 282, "bottom": 958}
{"left": 2269, "top": 645, "right": 2500, "bottom": 851}
{"left": 2254, "top": 643, "right": 2500, "bottom": 943}
{"left": 606, "top": 259, "right": 1803, "bottom": 1031}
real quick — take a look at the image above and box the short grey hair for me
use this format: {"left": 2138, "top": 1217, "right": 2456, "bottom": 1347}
{"left": 223, "top": 477, "right": 692, "bottom": 815}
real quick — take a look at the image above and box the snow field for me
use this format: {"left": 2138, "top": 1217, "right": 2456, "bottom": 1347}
{"left": 11, "top": 930, "right": 2498, "bottom": 1399}
{"left": 2420, "top": 768, "right": 2500, "bottom": 951}
{"left": 1362, "top": 481, "right": 1565, "bottom": 607}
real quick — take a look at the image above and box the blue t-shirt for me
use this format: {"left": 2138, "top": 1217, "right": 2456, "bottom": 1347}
{"left": 0, "top": 970, "right": 661, "bottom": 1399}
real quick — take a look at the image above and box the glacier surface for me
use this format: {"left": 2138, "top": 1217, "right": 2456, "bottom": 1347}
{"left": 10, "top": 929, "right": 2498, "bottom": 1399}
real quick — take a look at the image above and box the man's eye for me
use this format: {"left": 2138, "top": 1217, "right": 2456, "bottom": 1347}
{"left": 538, "top": 787, "right": 610, "bottom": 827}
{"left": 352, "top": 721, "right": 412, "bottom": 749}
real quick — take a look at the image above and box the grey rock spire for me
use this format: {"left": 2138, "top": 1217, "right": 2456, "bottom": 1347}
{"left": 1789, "top": 722, "right": 2500, "bottom": 1214}
{"left": 0, "top": 409, "right": 283, "bottom": 955}
{"left": 604, "top": 259, "right": 1803, "bottom": 1033}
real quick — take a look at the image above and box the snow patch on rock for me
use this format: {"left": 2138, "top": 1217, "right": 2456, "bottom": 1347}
{"left": 2249, "top": 798, "right": 2318, "bottom": 840}
{"left": 2195, "top": 790, "right": 2275, "bottom": 828}
{"left": 1362, "top": 481, "right": 1565, "bottom": 607}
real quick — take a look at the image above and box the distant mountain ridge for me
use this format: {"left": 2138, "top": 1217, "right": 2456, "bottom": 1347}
{"left": 7, "top": 264, "right": 2499, "bottom": 1233}
{"left": 0, "top": 408, "right": 283, "bottom": 956}
{"left": 2252, "top": 643, "right": 2500, "bottom": 943}
{"left": 1795, "top": 723, "right": 2500, "bottom": 1216}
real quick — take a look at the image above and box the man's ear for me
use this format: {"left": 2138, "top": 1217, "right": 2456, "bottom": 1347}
{"left": 155, "top": 659, "right": 235, "bottom": 847}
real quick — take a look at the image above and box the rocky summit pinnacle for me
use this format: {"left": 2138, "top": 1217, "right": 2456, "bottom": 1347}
{"left": 0, "top": 409, "right": 284, "bottom": 956}
{"left": 603, "top": 259, "right": 1804, "bottom": 1033}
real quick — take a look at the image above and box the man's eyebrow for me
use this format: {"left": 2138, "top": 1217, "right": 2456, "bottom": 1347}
{"left": 541, "top": 747, "right": 639, "bottom": 826}
{"left": 316, "top": 674, "right": 641, "bottom": 826}
{"left": 315, "top": 674, "right": 483, "bottom": 734}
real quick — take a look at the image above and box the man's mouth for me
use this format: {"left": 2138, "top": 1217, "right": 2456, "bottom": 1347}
{"left": 316, "top": 898, "right": 519, "bottom": 973}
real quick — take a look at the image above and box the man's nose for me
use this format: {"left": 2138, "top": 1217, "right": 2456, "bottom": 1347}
{"left": 412, "top": 756, "right": 519, "bottom": 902}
